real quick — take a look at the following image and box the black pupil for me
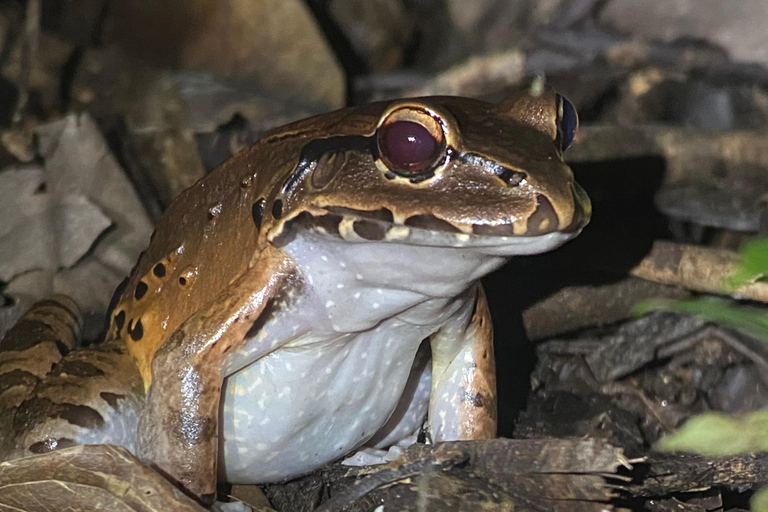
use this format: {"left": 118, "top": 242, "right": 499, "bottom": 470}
{"left": 379, "top": 121, "right": 437, "bottom": 174}
{"left": 557, "top": 94, "right": 578, "bottom": 151}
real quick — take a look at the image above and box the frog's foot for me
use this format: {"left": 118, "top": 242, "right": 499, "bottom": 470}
{"left": 341, "top": 435, "right": 419, "bottom": 467}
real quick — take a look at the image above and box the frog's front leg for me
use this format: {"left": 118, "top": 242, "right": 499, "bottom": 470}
{"left": 136, "top": 246, "right": 297, "bottom": 501}
{"left": 429, "top": 283, "right": 496, "bottom": 441}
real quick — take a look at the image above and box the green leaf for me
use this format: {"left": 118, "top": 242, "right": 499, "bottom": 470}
{"left": 655, "top": 410, "right": 768, "bottom": 456}
{"left": 726, "top": 237, "right": 768, "bottom": 290}
{"left": 633, "top": 296, "right": 768, "bottom": 343}
{"left": 752, "top": 487, "right": 768, "bottom": 512}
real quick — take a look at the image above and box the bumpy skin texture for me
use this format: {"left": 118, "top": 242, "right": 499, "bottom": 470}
{"left": 0, "top": 86, "right": 590, "bottom": 499}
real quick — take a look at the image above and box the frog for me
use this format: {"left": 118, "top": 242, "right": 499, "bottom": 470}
{"left": 0, "top": 82, "right": 590, "bottom": 501}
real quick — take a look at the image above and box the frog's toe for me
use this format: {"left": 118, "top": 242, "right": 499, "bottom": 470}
{"left": 341, "top": 435, "right": 418, "bottom": 467}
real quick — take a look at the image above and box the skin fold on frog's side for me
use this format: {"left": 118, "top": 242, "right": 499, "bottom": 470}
{"left": 0, "top": 84, "right": 590, "bottom": 501}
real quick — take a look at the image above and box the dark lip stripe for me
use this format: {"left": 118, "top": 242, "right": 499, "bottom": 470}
{"left": 281, "top": 135, "right": 374, "bottom": 196}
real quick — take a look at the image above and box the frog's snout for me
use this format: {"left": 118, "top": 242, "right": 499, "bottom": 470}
{"left": 562, "top": 181, "right": 591, "bottom": 234}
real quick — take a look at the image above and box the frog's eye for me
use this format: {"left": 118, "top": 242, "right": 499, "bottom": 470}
{"left": 377, "top": 107, "right": 445, "bottom": 179}
{"left": 556, "top": 94, "right": 578, "bottom": 151}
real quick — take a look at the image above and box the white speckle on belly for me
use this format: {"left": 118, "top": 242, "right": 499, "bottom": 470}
{"left": 326, "top": 300, "right": 335, "bottom": 308}
{"left": 337, "top": 283, "right": 344, "bottom": 289}
{"left": 355, "top": 273, "right": 363, "bottom": 280}
{"left": 372, "top": 303, "right": 380, "bottom": 309}
{"left": 256, "top": 442, "right": 268, "bottom": 450}
{"left": 321, "top": 255, "right": 328, "bottom": 261}
{"left": 354, "top": 292, "right": 361, "bottom": 299}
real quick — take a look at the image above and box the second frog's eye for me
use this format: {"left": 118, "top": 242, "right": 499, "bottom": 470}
{"left": 555, "top": 93, "right": 578, "bottom": 151}
{"left": 376, "top": 107, "right": 446, "bottom": 179}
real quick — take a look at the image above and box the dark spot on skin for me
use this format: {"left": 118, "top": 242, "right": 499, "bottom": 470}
{"left": 153, "top": 263, "right": 166, "bottom": 278}
{"left": 15, "top": 397, "right": 105, "bottom": 434}
{"left": 0, "top": 369, "right": 38, "bottom": 396}
{"left": 179, "top": 277, "right": 187, "bottom": 286}
{"left": 29, "top": 438, "right": 78, "bottom": 454}
{"left": 271, "top": 211, "right": 345, "bottom": 247}
{"left": 115, "top": 310, "right": 126, "bottom": 332}
{"left": 2, "top": 299, "right": 82, "bottom": 353}
{"left": 404, "top": 214, "right": 462, "bottom": 233}
{"left": 526, "top": 194, "right": 559, "bottom": 235}
{"left": 0, "top": 319, "right": 54, "bottom": 352}
{"left": 53, "top": 360, "right": 105, "bottom": 378}
{"left": 325, "top": 206, "right": 394, "bottom": 223}
{"left": 353, "top": 220, "right": 388, "bottom": 240}
{"left": 128, "top": 319, "right": 144, "bottom": 341}
{"left": 315, "top": 213, "right": 342, "bottom": 237}
{"left": 272, "top": 199, "right": 283, "bottom": 219}
{"left": 134, "top": 281, "right": 148, "bottom": 300}
{"left": 100, "top": 392, "right": 125, "bottom": 411}
{"left": 472, "top": 222, "right": 517, "bottom": 236}
{"left": 58, "top": 404, "right": 105, "bottom": 429}
{"left": 252, "top": 198, "right": 265, "bottom": 230}
{"left": 34, "top": 182, "right": 47, "bottom": 195}
{"left": 462, "top": 391, "right": 485, "bottom": 407}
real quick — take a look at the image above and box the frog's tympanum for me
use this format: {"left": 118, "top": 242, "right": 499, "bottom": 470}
{"left": 0, "top": 85, "right": 590, "bottom": 501}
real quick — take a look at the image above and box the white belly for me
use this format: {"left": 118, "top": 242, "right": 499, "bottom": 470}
{"left": 218, "top": 319, "right": 431, "bottom": 483}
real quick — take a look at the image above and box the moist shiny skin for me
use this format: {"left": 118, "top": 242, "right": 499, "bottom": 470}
{"left": 0, "top": 85, "right": 590, "bottom": 496}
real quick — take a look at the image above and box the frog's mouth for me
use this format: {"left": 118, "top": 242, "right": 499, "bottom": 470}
{"left": 269, "top": 184, "right": 589, "bottom": 256}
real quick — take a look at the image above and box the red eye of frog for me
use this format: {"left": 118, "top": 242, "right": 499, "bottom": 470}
{"left": 376, "top": 107, "right": 446, "bottom": 179}
{"left": 379, "top": 121, "right": 437, "bottom": 173}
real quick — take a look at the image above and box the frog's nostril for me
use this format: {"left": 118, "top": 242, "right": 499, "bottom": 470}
{"left": 526, "top": 194, "right": 559, "bottom": 235}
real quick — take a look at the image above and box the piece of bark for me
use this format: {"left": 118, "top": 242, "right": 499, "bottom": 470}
{"left": 626, "top": 451, "right": 768, "bottom": 497}
{"left": 267, "top": 438, "right": 627, "bottom": 512}
{"left": 522, "top": 277, "right": 688, "bottom": 341}
{"left": 629, "top": 240, "right": 768, "bottom": 303}
{"left": 0, "top": 444, "right": 206, "bottom": 511}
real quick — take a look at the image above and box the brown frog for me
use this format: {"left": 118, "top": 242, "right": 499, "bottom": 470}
{"left": 0, "top": 83, "right": 590, "bottom": 501}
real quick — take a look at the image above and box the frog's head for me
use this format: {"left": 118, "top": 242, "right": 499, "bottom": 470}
{"left": 262, "top": 82, "right": 590, "bottom": 258}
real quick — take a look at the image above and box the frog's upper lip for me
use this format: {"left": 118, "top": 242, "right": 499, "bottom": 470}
{"left": 287, "top": 190, "right": 589, "bottom": 247}
{"left": 312, "top": 180, "right": 591, "bottom": 242}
